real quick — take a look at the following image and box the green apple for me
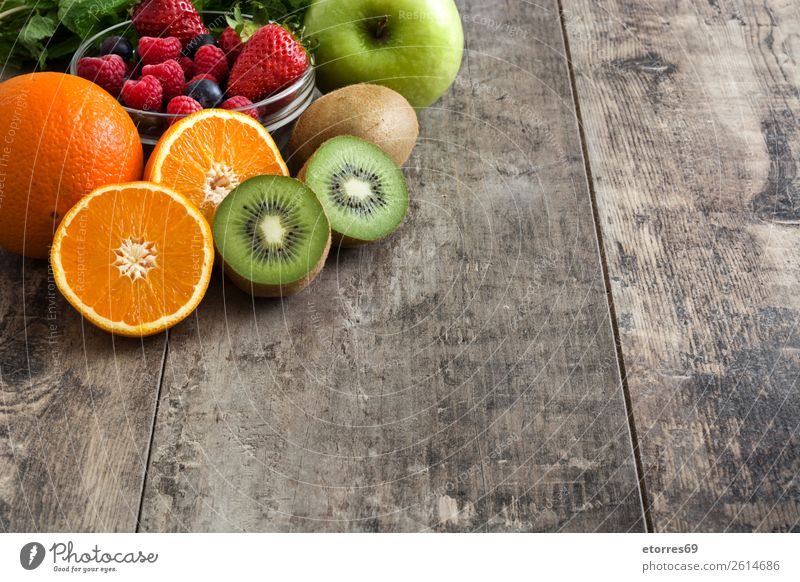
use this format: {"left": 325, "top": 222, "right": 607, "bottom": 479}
{"left": 304, "top": 0, "right": 464, "bottom": 108}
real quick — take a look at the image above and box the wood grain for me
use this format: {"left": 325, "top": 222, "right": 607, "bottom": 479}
{"left": 137, "top": 0, "right": 645, "bottom": 532}
{"left": 561, "top": 0, "right": 800, "bottom": 531}
{"left": 0, "top": 252, "right": 165, "bottom": 531}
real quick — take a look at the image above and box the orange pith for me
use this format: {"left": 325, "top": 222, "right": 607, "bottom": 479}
{"left": 51, "top": 182, "right": 214, "bottom": 337}
{"left": 145, "top": 109, "right": 288, "bottom": 220}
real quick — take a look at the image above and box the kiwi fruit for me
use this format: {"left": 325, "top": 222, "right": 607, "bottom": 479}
{"left": 298, "top": 135, "right": 409, "bottom": 247}
{"left": 213, "top": 175, "right": 331, "bottom": 297}
{"left": 288, "top": 84, "right": 418, "bottom": 174}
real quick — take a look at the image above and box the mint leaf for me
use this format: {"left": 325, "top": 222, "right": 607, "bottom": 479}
{"left": 58, "top": 0, "right": 136, "bottom": 38}
{"left": 19, "top": 13, "right": 56, "bottom": 44}
{"left": 19, "top": 13, "right": 56, "bottom": 67}
{"left": 0, "top": 0, "right": 134, "bottom": 68}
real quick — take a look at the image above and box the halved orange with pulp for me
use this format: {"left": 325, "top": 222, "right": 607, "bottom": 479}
{"left": 51, "top": 182, "right": 214, "bottom": 337}
{"left": 145, "top": 109, "right": 289, "bottom": 220}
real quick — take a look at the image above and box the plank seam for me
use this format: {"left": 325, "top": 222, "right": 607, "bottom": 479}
{"left": 135, "top": 333, "right": 170, "bottom": 532}
{"left": 556, "top": 0, "right": 654, "bottom": 532}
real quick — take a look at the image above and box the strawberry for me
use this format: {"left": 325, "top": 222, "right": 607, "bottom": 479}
{"left": 132, "top": 0, "right": 208, "bottom": 46}
{"left": 227, "top": 24, "right": 308, "bottom": 102}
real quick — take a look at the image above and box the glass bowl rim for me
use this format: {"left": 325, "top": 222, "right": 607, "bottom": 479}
{"left": 68, "top": 11, "right": 315, "bottom": 118}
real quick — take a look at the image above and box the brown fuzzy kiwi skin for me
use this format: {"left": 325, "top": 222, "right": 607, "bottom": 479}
{"left": 216, "top": 229, "right": 332, "bottom": 298}
{"left": 288, "top": 84, "right": 419, "bottom": 175}
{"left": 297, "top": 158, "right": 404, "bottom": 249}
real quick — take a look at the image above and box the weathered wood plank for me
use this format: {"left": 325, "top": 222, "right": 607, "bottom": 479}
{"left": 0, "top": 252, "right": 165, "bottom": 531}
{"left": 139, "top": 0, "right": 644, "bottom": 532}
{"left": 562, "top": 0, "right": 800, "bottom": 531}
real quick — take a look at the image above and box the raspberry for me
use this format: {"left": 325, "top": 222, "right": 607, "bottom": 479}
{"left": 142, "top": 59, "right": 184, "bottom": 102}
{"left": 138, "top": 36, "right": 181, "bottom": 66}
{"left": 183, "top": 34, "right": 217, "bottom": 58}
{"left": 221, "top": 96, "right": 259, "bottom": 120}
{"left": 121, "top": 75, "right": 163, "bottom": 111}
{"left": 178, "top": 56, "right": 194, "bottom": 78}
{"left": 193, "top": 45, "right": 228, "bottom": 83}
{"left": 76, "top": 55, "right": 126, "bottom": 97}
{"left": 166, "top": 96, "right": 203, "bottom": 123}
{"left": 219, "top": 27, "right": 243, "bottom": 66}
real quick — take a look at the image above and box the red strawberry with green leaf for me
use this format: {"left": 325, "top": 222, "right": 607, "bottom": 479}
{"left": 132, "top": 0, "right": 208, "bottom": 46}
{"left": 228, "top": 24, "right": 308, "bottom": 102}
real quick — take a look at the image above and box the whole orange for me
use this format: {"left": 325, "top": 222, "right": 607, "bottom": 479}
{"left": 0, "top": 72, "right": 143, "bottom": 258}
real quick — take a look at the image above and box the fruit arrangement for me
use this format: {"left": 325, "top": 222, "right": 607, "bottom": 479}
{"left": 74, "top": 0, "right": 310, "bottom": 125}
{"left": 0, "top": 0, "right": 464, "bottom": 335}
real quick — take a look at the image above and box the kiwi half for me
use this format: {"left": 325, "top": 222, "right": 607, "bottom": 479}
{"left": 213, "top": 175, "right": 331, "bottom": 297}
{"left": 299, "top": 136, "right": 409, "bottom": 247}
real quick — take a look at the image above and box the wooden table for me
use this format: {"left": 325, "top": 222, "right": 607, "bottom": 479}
{"left": 1, "top": 0, "right": 798, "bottom": 533}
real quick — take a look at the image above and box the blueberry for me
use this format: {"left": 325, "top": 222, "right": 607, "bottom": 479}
{"left": 99, "top": 36, "right": 133, "bottom": 61}
{"left": 185, "top": 79, "right": 223, "bottom": 108}
{"left": 183, "top": 34, "right": 217, "bottom": 58}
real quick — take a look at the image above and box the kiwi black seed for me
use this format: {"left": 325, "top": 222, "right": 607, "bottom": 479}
{"left": 298, "top": 135, "right": 409, "bottom": 246}
{"left": 213, "top": 175, "right": 331, "bottom": 297}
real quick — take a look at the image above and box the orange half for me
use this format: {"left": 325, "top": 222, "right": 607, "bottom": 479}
{"left": 51, "top": 182, "right": 214, "bottom": 337}
{"left": 145, "top": 109, "right": 289, "bottom": 220}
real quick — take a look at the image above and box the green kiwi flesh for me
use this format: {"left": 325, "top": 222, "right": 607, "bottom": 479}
{"left": 213, "top": 175, "right": 331, "bottom": 297}
{"left": 299, "top": 135, "right": 409, "bottom": 246}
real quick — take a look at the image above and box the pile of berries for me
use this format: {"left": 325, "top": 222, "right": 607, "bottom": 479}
{"left": 75, "top": 0, "right": 309, "bottom": 123}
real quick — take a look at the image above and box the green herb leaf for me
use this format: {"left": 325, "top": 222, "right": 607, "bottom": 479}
{"left": 19, "top": 13, "right": 55, "bottom": 44}
{"left": 58, "top": 0, "right": 136, "bottom": 38}
{"left": 18, "top": 13, "right": 56, "bottom": 67}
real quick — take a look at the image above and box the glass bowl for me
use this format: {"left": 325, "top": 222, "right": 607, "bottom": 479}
{"left": 68, "top": 12, "right": 315, "bottom": 150}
